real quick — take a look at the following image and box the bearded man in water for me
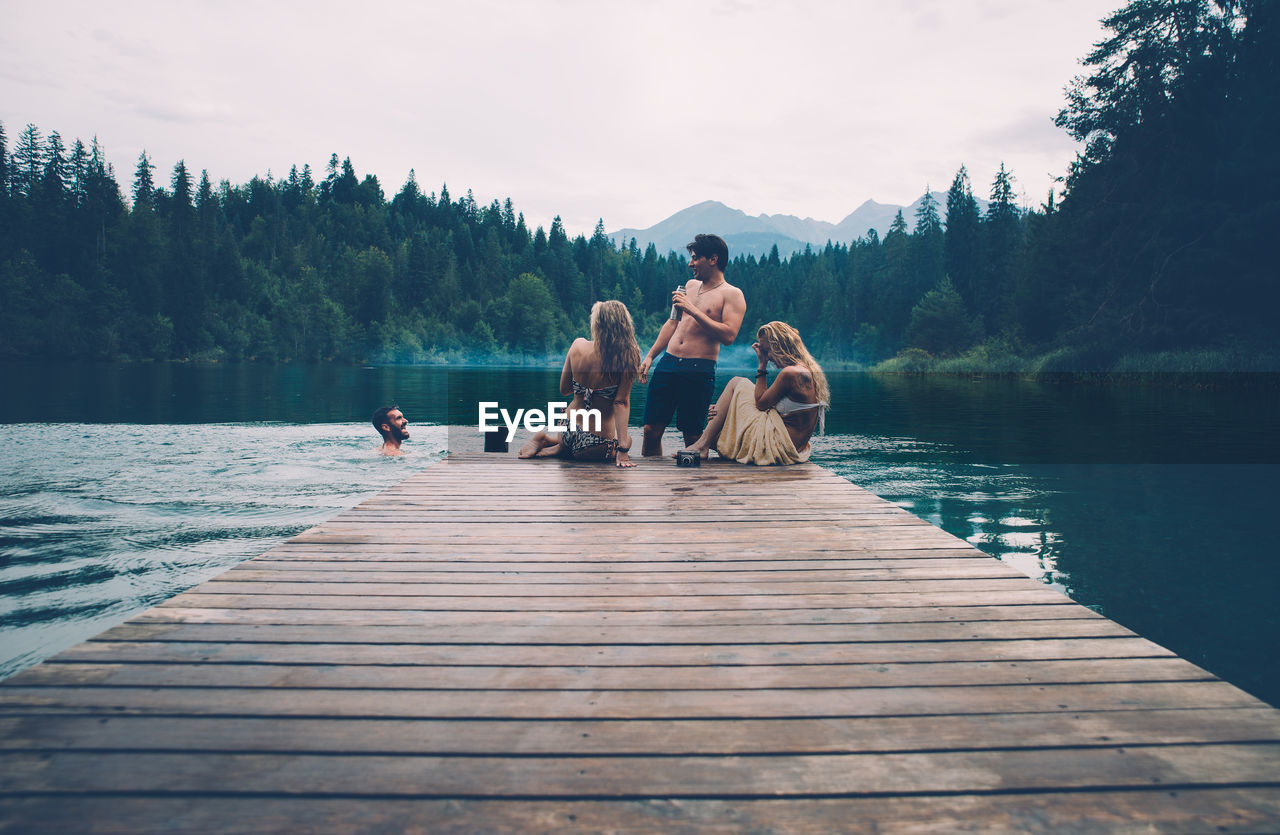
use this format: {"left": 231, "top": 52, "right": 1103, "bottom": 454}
{"left": 372, "top": 406, "right": 410, "bottom": 455}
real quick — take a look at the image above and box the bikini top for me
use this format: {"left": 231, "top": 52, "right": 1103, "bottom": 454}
{"left": 571, "top": 379, "right": 620, "bottom": 408}
{"left": 775, "top": 396, "right": 828, "bottom": 435}
{"left": 775, "top": 396, "right": 821, "bottom": 416}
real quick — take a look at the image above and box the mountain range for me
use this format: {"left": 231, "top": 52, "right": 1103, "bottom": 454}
{"left": 608, "top": 193, "right": 972, "bottom": 259}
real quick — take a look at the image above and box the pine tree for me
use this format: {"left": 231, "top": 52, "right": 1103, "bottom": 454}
{"left": 945, "top": 166, "right": 982, "bottom": 313}
{"left": 911, "top": 188, "right": 945, "bottom": 307}
{"left": 986, "top": 163, "right": 1017, "bottom": 223}
{"left": 906, "top": 277, "right": 981, "bottom": 355}
{"left": 333, "top": 157, "right": 358, "bottom": 204}
{"left": 980, "top": 163, "right": 1023, "bottom": 334}
{"left": 171, "top": 161, "right": 193, "bottom": 209}
{"left": 876, "top": 210, "right": 914, "bottom": 347}
{"left": 12, "top": 123, "right": 43, "bottom": 197}
{"left": 132, "top": 151, "right": 156, "bottom": 209}
{"left": 169, "top": 160, "right": 194, "bottom": 240}
{"left": 589, "top": 218, "right": 610, "bottom": 301}
{"left": 887, "top": 209, "right": 908, "bottom": 240}
{"left": 392, "top": 169, "right": 423, "bottom": 218}
{"left": 40, "top": 131, "right": 69, "bottom": 196}
{"left": 913, "top": 190, "right": 942, "bottom": 237}
{"left": 0, "top": 121, "right": 8, "bottom": 199}
{"left": 195, "top": 169, "right": 215, "bottom": 231}
{"left": 501, "top": 198, "right": 516, "bottom": 236}
{"left": 283, "top": 165, "right": 302, "bottom": 210}
{"left": 69, "top": 139, "right": 89, "bottom": 207}
{"left": 83, "top": 137, "right": 122, "bottom": 263}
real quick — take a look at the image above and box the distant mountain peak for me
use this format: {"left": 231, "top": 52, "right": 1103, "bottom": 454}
{"left": 609, "top": 193, "right": 959, "bottom": 259}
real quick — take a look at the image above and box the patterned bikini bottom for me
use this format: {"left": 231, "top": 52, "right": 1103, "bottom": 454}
{"left": 558, "top": 430, "right": 618, "bottom": 459}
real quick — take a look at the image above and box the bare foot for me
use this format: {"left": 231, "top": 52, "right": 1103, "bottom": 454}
{"left": 518, "top": 439, "right": 552, "bottom": 458}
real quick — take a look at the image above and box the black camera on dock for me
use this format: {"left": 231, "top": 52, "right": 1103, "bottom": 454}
{"left": 675, "top": 450, "right": 701, "bottom": 467}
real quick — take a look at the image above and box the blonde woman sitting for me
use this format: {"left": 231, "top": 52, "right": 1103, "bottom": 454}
{"left": 680, "top": 321, "right": 829, "bottom": 465}
{"left": 517, "top": 299, "right": 641, "bottom": 467}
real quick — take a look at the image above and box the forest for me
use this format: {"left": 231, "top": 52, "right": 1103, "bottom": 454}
{"left": 0, "top": 0, "right": 1275, "bottom": 373}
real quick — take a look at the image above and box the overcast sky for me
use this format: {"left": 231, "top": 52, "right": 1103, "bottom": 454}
{"left": 2, "top": 0, "right": 1118, "bottom": 237}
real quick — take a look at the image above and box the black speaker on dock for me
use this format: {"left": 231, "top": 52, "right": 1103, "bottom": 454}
{"left": 484, "top": 430, "right": 509, "bottom": 453}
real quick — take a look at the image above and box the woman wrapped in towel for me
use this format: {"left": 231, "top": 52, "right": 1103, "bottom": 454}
{"left": 680, "top": 321, "right": 829, "bottom": 465}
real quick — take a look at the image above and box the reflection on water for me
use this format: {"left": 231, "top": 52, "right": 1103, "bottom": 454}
{"left": 1, "top": 362, "right": 1277, "bottom": 706}
{"left": 0, "top": 422, "right": 446, "bottom": 678}
{"left": 814, "top": 434, "right": 1280, "bottom": 705}
{"left": 814, "top": 433, "right": 1069, "bottom": 594}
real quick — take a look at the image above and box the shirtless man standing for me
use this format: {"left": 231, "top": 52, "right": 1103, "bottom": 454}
{"left": 639, "top": 233, "right": 747, "bottom": 456}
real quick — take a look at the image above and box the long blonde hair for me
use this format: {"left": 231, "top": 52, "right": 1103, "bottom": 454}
{"left": 758, "top": 321, "right": 829, "bottom": 405}
{"left": 590, "top": 300, "right": 641, "bottom": 377}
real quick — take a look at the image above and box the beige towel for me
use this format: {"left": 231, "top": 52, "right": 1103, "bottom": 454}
{"left": 714, "top": 379, "right": 810, "bottom": 465}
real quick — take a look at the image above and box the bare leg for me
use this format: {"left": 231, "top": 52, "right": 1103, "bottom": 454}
{"left": 517, "top": 430, "right": 562, "bottom": 459}
{"left": 641, "top": 424, "right": 664, "bottom": 457}
{"left": 681, "top": 378, "right": 744, "bottom": 459}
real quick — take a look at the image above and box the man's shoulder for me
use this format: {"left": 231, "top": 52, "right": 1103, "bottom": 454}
{"left": 720, "top": 281, "right": 747, "bottom": 311}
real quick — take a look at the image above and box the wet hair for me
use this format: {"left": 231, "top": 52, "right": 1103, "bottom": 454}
{"left": 686, "top": 233, "right": 729, "bottom": 273}
{"left": 589, "top": 300, "right": 642, "bottom": 377}
{"left": 757, "top": 321, "right": 830, "bottom": 405}
{"left": 372, "top": 405, "right": 397, "bottom": 440}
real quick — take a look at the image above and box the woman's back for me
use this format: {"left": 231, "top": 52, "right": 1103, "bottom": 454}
{"left": 567, "top": 339, "right": 623, "bottom": 406}
{"left": 776, "top": 365, "right": 822, "bottom": 449}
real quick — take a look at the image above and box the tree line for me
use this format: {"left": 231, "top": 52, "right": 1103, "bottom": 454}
{"left": 1, "top": 0, "right": 1274, "bottom": 371}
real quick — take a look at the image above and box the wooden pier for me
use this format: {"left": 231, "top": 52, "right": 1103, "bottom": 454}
{"left": 2, "top": 452, "right": 1279, "bottom": 831}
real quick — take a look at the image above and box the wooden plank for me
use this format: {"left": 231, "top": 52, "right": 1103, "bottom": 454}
{"left": 43, "top": 637, "right": 1177, "bottom": 666}
{"left": 235, "top": 556, "right": 1004, "bottom": 571}
{"left": 290, "top": 522, "right": 943, "bottom": 539}
{"left": 255, "top": 545, "right": 997, "bottom": 560}
{"left": 87, "top": 619, "right": 1134, "bottom": 644}
{"left": 131, "top": 602, "right": 1093, "bottom": 626}
{"left": 0, "top": 682, "right": 1264, "bottom": 719}
{"left": 6, "top": 708, "right": 1280, "bottom": 755}
{"left": 4, "top": 791, "right": 1278, "bottom": 834}
{"left": 217, "top": 563, "right": 1029, "bottom": 582}
{"left": 2, "top": 745, "right": 1279, "bottom": 797}
{"left": 11, "top": 657, "right": 1216, "bottom": 690}
{"left": 149, "top": 589, "right": 1075, "bottom": 610}
{"left": 184, "top": 578, "right": 1048, "bottom": 597}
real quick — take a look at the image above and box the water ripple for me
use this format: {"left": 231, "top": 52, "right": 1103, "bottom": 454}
{"left": 0, "top": 423, "right": 446, "bottom": 679}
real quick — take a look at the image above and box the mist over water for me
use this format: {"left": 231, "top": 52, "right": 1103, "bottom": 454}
{"left": 1, "top": 361, "right": 1277, "bottom": 706}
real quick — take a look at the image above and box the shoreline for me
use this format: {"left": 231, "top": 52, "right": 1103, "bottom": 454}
{"left": 6, "top": 356, "right": 1278, "bottom": 392}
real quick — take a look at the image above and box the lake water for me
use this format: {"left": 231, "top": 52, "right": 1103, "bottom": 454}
{"left": 1, "top": 362, "right": 1277, "bottom": 707}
